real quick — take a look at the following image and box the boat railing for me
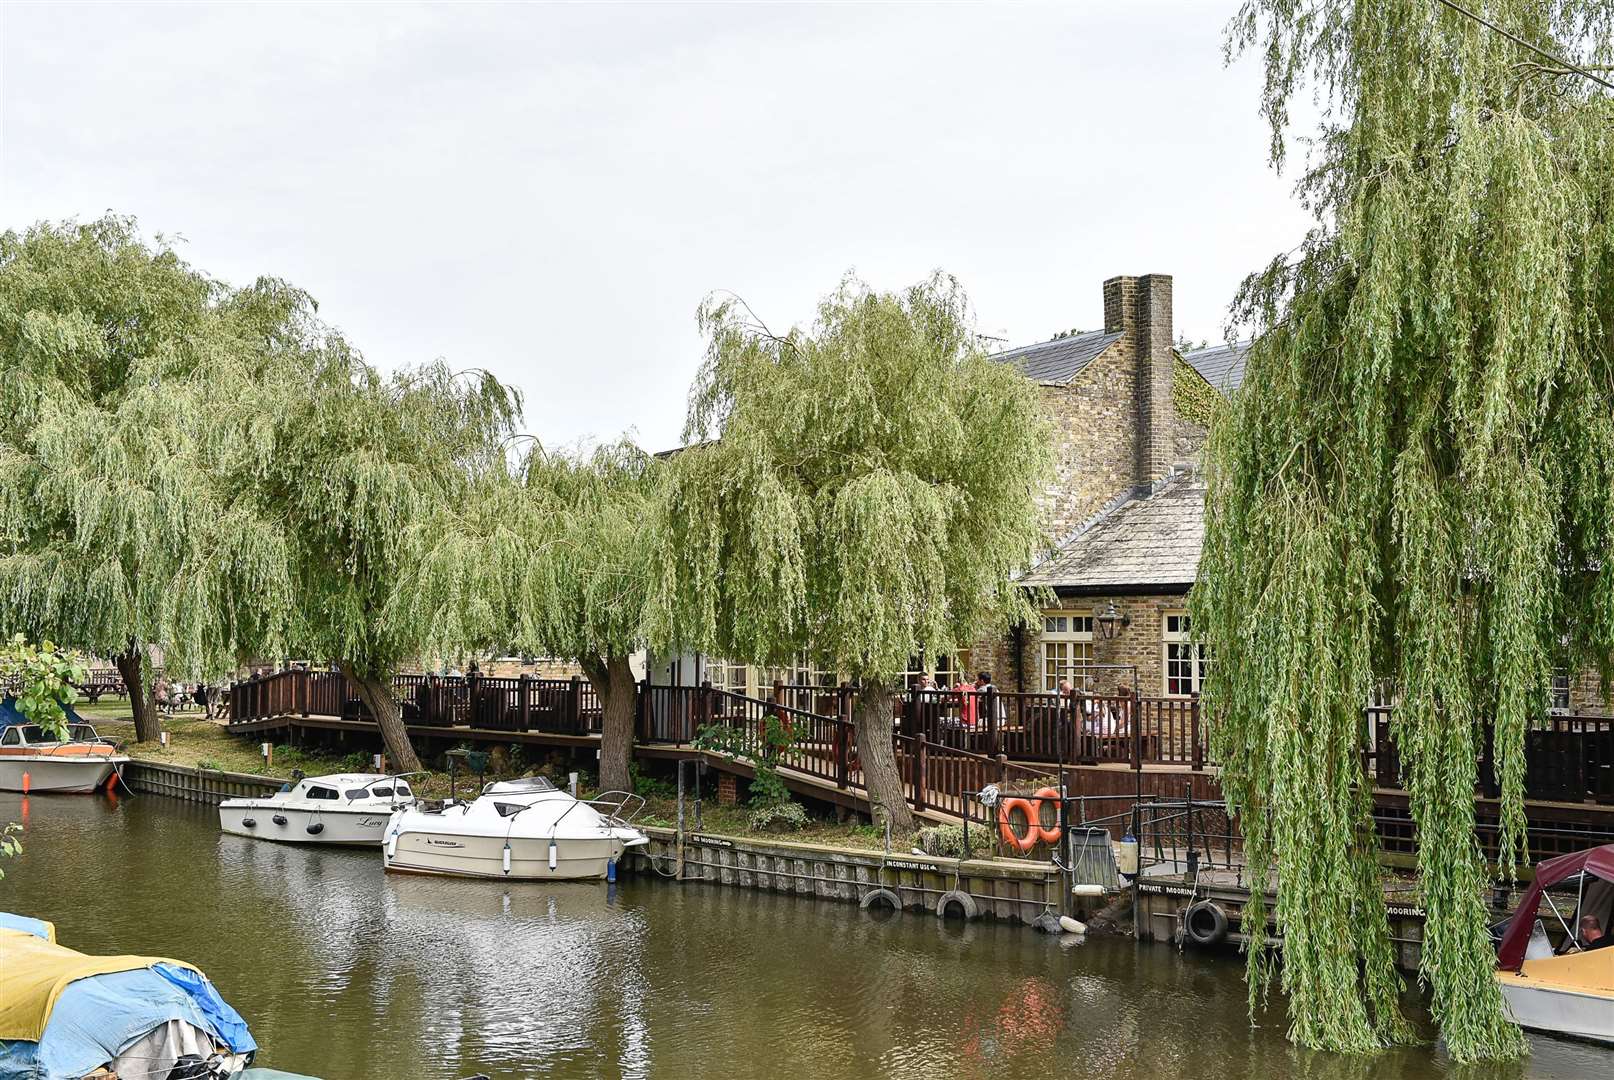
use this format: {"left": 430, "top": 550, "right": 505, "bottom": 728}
{"left": 584, "top": 790, "right": 646, "bottom": 829}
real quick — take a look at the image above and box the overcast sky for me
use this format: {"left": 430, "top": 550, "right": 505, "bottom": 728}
{"left": 2, "top": 2, "right": 1311, "bottom": 452}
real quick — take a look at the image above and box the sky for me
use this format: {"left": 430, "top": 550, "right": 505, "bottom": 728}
{"left": 1, "top": 1, "right": 1313, "bottom": 453}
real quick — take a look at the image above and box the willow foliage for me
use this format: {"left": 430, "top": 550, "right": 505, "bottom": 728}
{"left": 652, "top": 273, "right": 1051, "bottom": 685}
{"left": 1197, "top": 0, "right": 1614, "bottom": 1062}
{"left": 0, "top": 218, "right": 309, "bottom": 680}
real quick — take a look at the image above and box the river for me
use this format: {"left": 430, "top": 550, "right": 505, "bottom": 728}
{"left": 0, "top": 791, "right": 1607, "bottom": 1080}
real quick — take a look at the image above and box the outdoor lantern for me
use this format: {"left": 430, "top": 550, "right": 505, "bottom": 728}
{"left": 1094, "top": 601, "right": 1130, "bottom": 640}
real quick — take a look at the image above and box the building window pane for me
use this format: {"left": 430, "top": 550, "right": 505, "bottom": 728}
{"left": 1162, "top": 611, "right": 1208, "bottom": 696}
{"left": 1040, "top": 612, "right": 1094, "bottom": 691}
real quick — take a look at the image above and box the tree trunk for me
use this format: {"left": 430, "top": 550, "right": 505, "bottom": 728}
{"left": 114, "top": 646, "right": 162, "bottom": 744}
{"left": 584, "top": 653, "right": 638, "bottom": 793}
{"left": 339, "top": 662, "right": 422, "bottom": 773}
{"left": 854, "top": 676, "right": 915, "bottom": 834}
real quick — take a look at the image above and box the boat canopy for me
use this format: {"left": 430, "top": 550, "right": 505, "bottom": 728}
{"left": 1497, "top": 844, "right": 1614, "bottom": 970}
{"left": 0, "top": 923, "right": 256, "bottom": 1078}
{"left": 0, "top": 696, "right": 85, "bottom": 731}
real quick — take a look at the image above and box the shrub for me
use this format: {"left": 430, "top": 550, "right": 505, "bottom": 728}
{"left": 916, "top": 824, "right": 966, "bottom": 858}
{"left": 748, "top": 801, "right": 808, "bottom": 833}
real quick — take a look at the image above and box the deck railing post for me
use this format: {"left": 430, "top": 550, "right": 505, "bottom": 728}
{"left": 914, "top": 733, "right": 929, "bottom": 812}
{"left": 1131, "top": 698, "right": 1142, "bottom": 770}
{"left": 637, "top": 679, "right": 652, "bottom": 742}
{"left": 699, "top": 679, "right": 714, "bottom": 733}
{"left": 1191, "top": 699, "right": 1204, "bottom": 770}
{"left": 986, "top": 688, "right": 1000, "bottom": 758}
{"left": 835, "top": 721, "right": 849, "bottom": 789}
{"left": 567, "top": 676, "right": 582, "bottom": 735}
{"left": 519, "top": 674, "right": 532, "bottom": 730}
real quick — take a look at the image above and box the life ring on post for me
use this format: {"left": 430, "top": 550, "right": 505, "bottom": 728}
{"left": 1032, "top": 787, "right": 1062, "bottom": 846}
{"left": 997, "top": 798, "right": 1039, "bottom": 853}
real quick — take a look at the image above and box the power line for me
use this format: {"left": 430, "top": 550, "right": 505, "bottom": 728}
{"left": 1431, "top": 0, "right": 1614, "bottom": 92}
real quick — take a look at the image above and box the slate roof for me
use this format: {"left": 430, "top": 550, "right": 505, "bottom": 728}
{"left": 987, "top": 328, "right": 1123, "bottom": 385}
{"left": 1021, "top": 472, "right": 1206, "bottom": 589}
{"left": 1182, "top": 341, "right": 1250, "bottom": 394}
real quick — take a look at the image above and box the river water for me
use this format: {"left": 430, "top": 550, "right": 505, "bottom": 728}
{"left": 1, "top": 791, "right": 1607, "bottom": 1080}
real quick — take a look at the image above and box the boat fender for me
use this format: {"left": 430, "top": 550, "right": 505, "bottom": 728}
{"left": 935, "top": 890, "right": 979, "bottom": 920}
{"left": 21, "top": 772, "right": 29, "bottom": 795}
{"left": 272, "top": 814, "right": 288, "bottom": 826}
{"left": 241, "top": 817, "right": 257, "bottom": 828}
{"left": 503, "top": 843, "right": 513, "bottom": 875}
{"left": 385, "top": 830, "right": 399, "bottom": 859}
{"left": 306, "top": 822, "right": 324, "bottom": 835}
{"left": 1033, "top": 912, "right": 1064, "bottom": 934}
{"left": 859, "top": 888, "right": 901, "bottom": 913}
{"left": 547, "top": 840, "right": 558, "bottom": 871}
{"left": 1059, "top": 915, "right": 1087, "bottom": 935}
{"left": 1116, "top": 834, "right": 1140, "bottom": 878}
{"left": 1183, "top": 900, "right": 1229, "bottom": 948}
{"left": 606, "top": 859, "right": 617, "bottom": 883}
{"left": 1071, "top": 883, "right": 1106, "bottom": 898}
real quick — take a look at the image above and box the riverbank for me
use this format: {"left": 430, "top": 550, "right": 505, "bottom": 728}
{"left": 83, "top": 694, "right": 905, "bottom": 849}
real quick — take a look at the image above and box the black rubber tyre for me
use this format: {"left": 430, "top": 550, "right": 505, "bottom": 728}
{"left": 935, "top": 890, "right": 979, "bottom": 920}
{"left": 859, "top": 888, "right": 902, "bottom": 912}
{"left": 1183, "top": 900, "right": 1229, "bottom": 947}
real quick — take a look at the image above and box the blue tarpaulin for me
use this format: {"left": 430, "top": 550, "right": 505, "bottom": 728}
{"left": 0, "top": 962, "right": 256, "bottom": 1079}
{"left": 0, "top": 696, "right": 84, "bottom": 730}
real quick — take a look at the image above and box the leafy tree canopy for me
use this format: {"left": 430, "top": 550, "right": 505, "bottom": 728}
{"left": 651, "top": 273, "right": 1052, "bottom": 829}
{"left": 1198, "top": 0, "right": 1614, "bottom": 1062}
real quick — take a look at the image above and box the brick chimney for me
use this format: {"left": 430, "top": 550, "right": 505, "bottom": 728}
{"left": 1103, "top": 273, "right": 1175, "bottom": 490}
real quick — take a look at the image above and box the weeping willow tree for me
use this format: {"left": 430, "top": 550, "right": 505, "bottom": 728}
{"left": 1195, "top": 0, "right": 1614, "bottom": 1062}
{"left": 390, "top": 440, "right": 660, "bottom": 792}
{"left": 651, "top": 274, "right": 1052, "bottom": 832}
{"left": 230, "top": 354, "right": 523, "bottom": 773}
{"left": 0, "top": 218, "right": 304, "bottom": 740}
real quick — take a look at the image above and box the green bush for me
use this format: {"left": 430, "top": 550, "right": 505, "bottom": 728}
{"left": 917, "top": 824, "right": 966, "bottom": 858}
{"left": 747, "top": 801, "right": 808, "bottom": 833}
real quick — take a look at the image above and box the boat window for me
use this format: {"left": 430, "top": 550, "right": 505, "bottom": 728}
{"left": 68, "top": 724, "right": 96, "bottom": 740}
{"left": 0, "top": 728, "right": 19, "bottom": 746}
{"left": 8, "top": 725, "right": 48, "bottom": 744}
{"left": 305, "top": 785, "right": 340, "bottom": 800}
{"left": 345, "top": 788, "right": 371, "bottom": 800}
{"left": 369, "top": 785, "right": 394, "bottom": 798}
{"left": 394, "top": 783, "right": 412, "bottom": 796}
{"left": 494, "top": 801, "right": 527, "bottom": 818}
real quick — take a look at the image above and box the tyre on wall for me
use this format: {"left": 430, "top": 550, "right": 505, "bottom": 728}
{"left": 1182, "top": 900, "right": 1229, "bottom": 948}
{"left": 859, "top": 888, "right": 902, "bottom": 913}
{"left": 935, "top": 889, "right": 979, "bottom": 920}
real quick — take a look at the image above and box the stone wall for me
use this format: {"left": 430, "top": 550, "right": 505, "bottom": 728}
{"left": 971, "top": 590, "right": 1194, "bottom": 696}
{"left": 1034, "top": 346, "right": 1140, "bottom": 543}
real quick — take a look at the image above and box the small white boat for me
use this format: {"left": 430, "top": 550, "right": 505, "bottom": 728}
{"left": 0, "top": 712, "right": 128, "bottom": 794}
{"left": 1494, "top": 843, "right": 1614, "bottom": 1045}
{"left": 219, "top": 773, "right": 418, "bottom": 845}
{"left": 382, "top": 776, "right": 648, "bottom": 880}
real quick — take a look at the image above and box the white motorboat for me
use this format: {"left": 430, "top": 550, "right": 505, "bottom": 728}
{"left": 219, "top": 772, "right": 418, "bottom": 845}
{"left": 0, "top": 711, "right": 128, "bottom": 794}
{"left": 382, "top": 776, "right": 648, "bottom": 880}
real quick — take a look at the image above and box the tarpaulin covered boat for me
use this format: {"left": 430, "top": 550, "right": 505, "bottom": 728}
{"left": 0, "top": 915, "right": 256, "bottom": 1079}
{"left": 0, "top": 697, "right": 128, "bottom": 794}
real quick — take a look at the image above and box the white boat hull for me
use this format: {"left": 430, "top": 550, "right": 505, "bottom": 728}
{"left": 219, "top": 803, "right": 397, "bottom": 845}
{"left": 384, "top": 829, "right": 632, "bottom": 880}
{"left": 1499, "top": 978, "right": 1614, "bottom": 1045}
{"left": 0, "top": 756, "right": 120, "bottom": 794}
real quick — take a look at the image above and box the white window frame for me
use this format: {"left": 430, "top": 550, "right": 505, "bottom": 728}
{"left": 1040, "top": 613, "right": 1095, "bottom": 692}
{"left": 1162, "top": 611, "right": 1209, "bottom": 697}
{"left": 1549, "top": 670, "right": 1571, "bottom": 714}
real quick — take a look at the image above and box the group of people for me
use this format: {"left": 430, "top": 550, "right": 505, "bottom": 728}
{"left": 911, "top": 671, "right": 1002, "bottom": 728}
{"left": 151, "top": 678, "right": 220, "bottom": 719}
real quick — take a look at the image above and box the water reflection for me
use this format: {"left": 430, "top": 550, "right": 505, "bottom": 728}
{"left": 0, "top": 793, "right": 1608, "bottom": 1079}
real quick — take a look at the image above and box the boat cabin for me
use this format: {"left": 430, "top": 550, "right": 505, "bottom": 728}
{"left": 0, "top": 723, "right": 101, "bottom": 749}
{"left": 280, "top": 774, "right": 414, "bottom": 803}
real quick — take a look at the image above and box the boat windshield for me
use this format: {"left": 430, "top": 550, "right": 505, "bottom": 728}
{"left": 483, "top": 776, "right": 557, "bottom": 795}
{"left": 0, "top": 725, "right": 52, "bottom": 746}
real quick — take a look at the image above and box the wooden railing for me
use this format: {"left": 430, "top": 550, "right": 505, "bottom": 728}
{"left": 229, "top": 669, "right": 1613, "bottom": 806}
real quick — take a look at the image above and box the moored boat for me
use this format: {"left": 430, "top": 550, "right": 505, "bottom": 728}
{"left": 382, "top": 776, "right": 648, "bottom": 880}
{"left": 0, "top": 913, "right": 257, "bottom": 1079}
{"left": 1493, "top": 843, "right": 1614, "bottom": 1046}
{"left": 0, "top": 698, "right": 128, "bottom": 794}
{"left": 219, "top": 772, "right": 419, "bottom": 845}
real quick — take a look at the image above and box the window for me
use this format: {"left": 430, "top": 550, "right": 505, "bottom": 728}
{"left": 369, "top": 785, "right": 394, "bottom": 798}
{"left": 1041, "top": 614, "right": 1095, "bottom": 691}
{"left": 1163, "top": 612, "right": 1210, "bottom": 696}
{"left": 345, "top": 788, "right": 371, "bottom": 800}
{"left": 1550, "top": 671, "right": 1571, "bottom": 713}
{"left": 305, "top": 785, "right": 340, "bottom": 800}
{"left": 709, "top": 659, "right": 751, "bottom": 698}
{"left": 395, "top": 783, "right": 412, "bottom": 797}
{"left": 0, "top": 728, "right": 18, "bottom": 746}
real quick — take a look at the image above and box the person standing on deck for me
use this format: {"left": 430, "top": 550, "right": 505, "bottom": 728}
{"left": 952, "top": 674, "right": 977, "bottom": 728}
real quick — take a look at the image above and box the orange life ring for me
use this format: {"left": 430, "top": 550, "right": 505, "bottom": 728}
{"left": 997, "top": 798, "right": 1039, "bottom": 853}
{"left": 1032, "top": 787, "right": 1062, "bottom": 845}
